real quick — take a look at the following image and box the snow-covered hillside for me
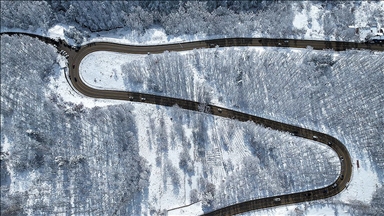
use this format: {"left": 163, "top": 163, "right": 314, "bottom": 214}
{"left": 1, "top": 34, "right": 342, "bottom": 215}
{"left": 1, "top": 1, "right": 384, "bottom": 215}
{"left": 2, "top": 32, "right": 383, "bottom": 215}
{"left": 79, "top": 45, "right": 384, "bottom": 215}
{"left": 1, "top": 1, "right": 383, "bottom": 43}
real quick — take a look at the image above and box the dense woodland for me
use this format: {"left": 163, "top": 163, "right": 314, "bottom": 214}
{"left": 1, "top": 35, "right": 150, "bottom": 215}
{"left": 122, "top": 46, "right": 384, "bottom": 180}
{"left": 121, "top": 46, "right": 384, "bottom": 214}
{"left": 2, "top": 1, "right": 383, "bottom": 42}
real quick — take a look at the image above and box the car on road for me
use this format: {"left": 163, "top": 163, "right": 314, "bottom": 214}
{"left": 141, "top": 98, "right": 146, "bottom": 101}
{"left": 274, "top": 198, "right": 281, "bottom": 202}
{"left": 218, "top": 108, "right": 222, "bottom": 113}
{"left": 332, "top": 183, "right": 337, "bottom": 189}
{"left": 129, "top": 96, "right": 134, "bottom": 101}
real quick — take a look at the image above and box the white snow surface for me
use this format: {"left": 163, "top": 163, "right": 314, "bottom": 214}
{"left": 80, "top": 51, "right": 142, "bottom": 91}
{"left": 47, "top": 24, "right": 66, "bottom": 40}
{"left": 129, "top": 102, "right": 340, "bottom": 214}
{"left": 338, "top": 151, "right": 380, "bottom": 204}
{"left": 75, "top": 47, "right": 381, "bottom": 215}
{"left": 3, "top": 3, "right": 383, "bottom": 214}
{"left": 46, "top": 53, "right": 127, "bottom": 108}
{"left": 168, "top": 202, "right": 204, "bottom": 216}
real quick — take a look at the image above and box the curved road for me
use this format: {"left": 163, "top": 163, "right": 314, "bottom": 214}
{"left": 4, "top": 32, "right": 382, "bottom": 215}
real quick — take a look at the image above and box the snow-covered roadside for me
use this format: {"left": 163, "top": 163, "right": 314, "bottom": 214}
{"left": 168, "top": 202, "right": 204, "bottom": 216}
{"left": 291, "top": 1, "right": 384, "bottom": 41}
{"left": 244, "top": 146, "right": 381, "bottom": 216}
{"left": 46, "top": 53, "right": 127, "bottom": 108}
{"left": 338, "top": 148, "right": 380, "bottom": 205}
{"left": 42, "top": 1, "right": 382, "bottom": 46}
{"left": 80, "top": 51, "right": 143, "bottom": 91}
{"left": 292, "top": 3, "right": 324, "bottom": 40}
{"left": 2, "top": 1, "right": 383, "bottom": 49}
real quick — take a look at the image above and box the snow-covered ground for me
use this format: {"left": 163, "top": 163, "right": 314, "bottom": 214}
{"left": 2, "top": 1, "right": 383, "bottom": 46}
{"left": 46, "top": 40, "right": 348, "bottom": 214}
{"left": 80, "top": 51, "right": 142, "bottom": 91}
{"left": 2, "top": 2, "right": 383, "bottom": 213}
{"left": 131, "top": 103, "right": 341, "bottom": 213}
{"left": 47, "top": 52, "right": 127, "bottom": 108}
{"left": 74, "top": 46, "right": 382, "bottom": 215}
{"left": 28, "top": 1, "right": 380, "bottom": 49}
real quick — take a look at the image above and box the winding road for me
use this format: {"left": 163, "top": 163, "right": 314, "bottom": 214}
{"left": 3, "top": 32, "right": 383, "bottom": 215}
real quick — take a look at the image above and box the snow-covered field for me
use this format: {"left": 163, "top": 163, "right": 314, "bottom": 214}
{"left": 80, "top": 52, "right": 142, "bottom": 91}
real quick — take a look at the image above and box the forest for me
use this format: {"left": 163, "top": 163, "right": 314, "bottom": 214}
{"left": 1, "top": 1, "right": 384, "bottom": 215}
{"left": 2, "top": 1, "right": 383, "bottom": 42}
{"left": 1, "top": 35, "right": 150, "bottom": 215}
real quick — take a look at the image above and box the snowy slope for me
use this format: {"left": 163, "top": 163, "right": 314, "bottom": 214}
{"left": 77, "top": 46, "right": 383, "bottom": 215}
{"left": 2, "top": 1, "right": 384, "bottom": 214}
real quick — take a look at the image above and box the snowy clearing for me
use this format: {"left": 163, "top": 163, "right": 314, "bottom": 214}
{"left": 80, "top": 51, "right": 143, "bottom": 91}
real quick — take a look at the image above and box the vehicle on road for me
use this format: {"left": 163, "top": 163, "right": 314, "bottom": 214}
{"left": 274, "top": 198, "right": 281, "bottom": 202}
{"left": 141, "top": 98, "right": 146, "bottom": 101}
